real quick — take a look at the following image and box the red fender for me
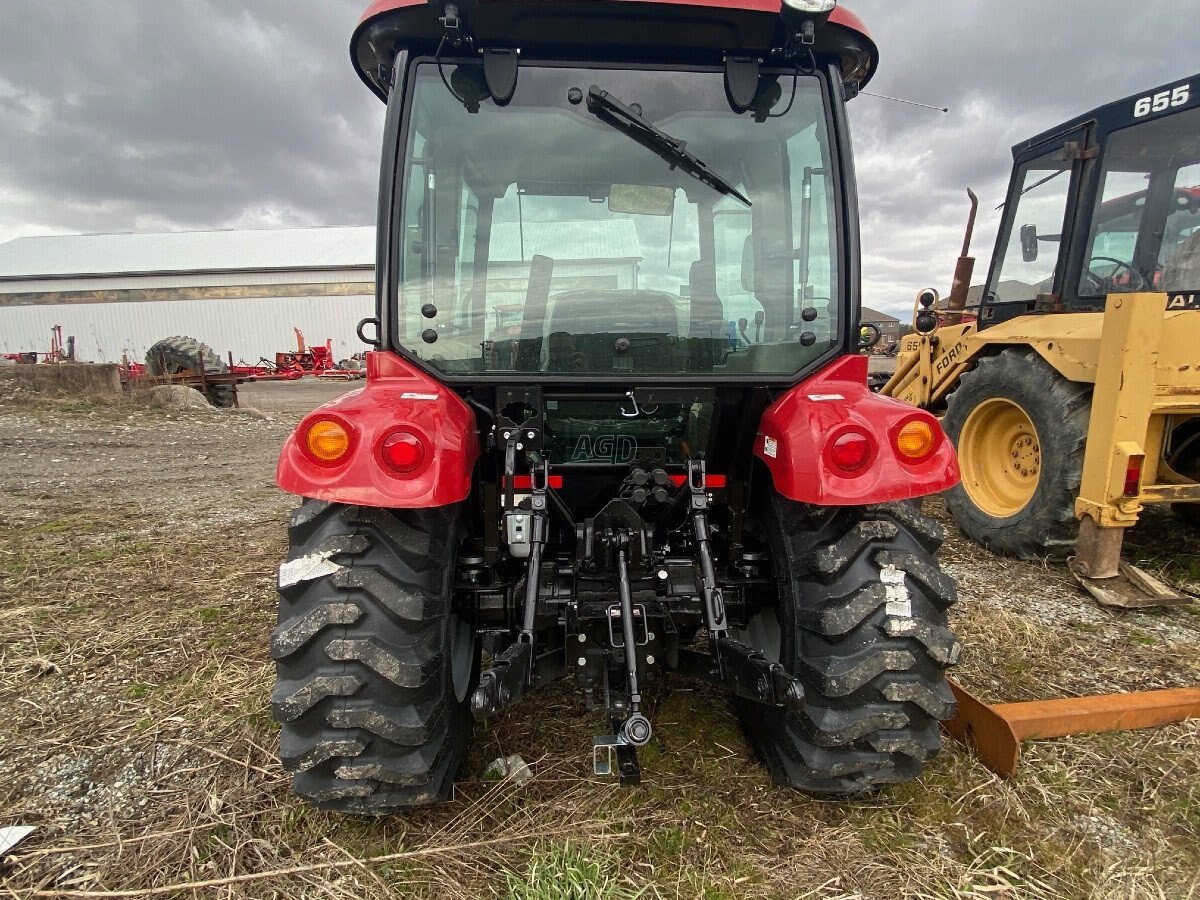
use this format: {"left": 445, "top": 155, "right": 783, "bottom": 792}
{"left": 276, "top": 351, "right": 479, "bottom": 508}
{"left": 754, "top": 355, "right": 959, "bottom": 505}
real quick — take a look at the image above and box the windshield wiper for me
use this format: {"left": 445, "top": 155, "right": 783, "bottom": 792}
{"left": 995, "top": 168, "right": 1067, "bottom": 210}
{"left": 586, "top": 85, "right": 751, "bottom": 208}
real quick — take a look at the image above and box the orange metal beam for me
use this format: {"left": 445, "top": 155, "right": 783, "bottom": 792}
{"left": 942, "top": 680, "right": 1200, "bottom": 778}
{"left": 995, "top": 687, "right": 1200, "bottom": 740}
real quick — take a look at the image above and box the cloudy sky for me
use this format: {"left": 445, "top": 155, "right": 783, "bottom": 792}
{"left": 1, "top": 1, "right": 1196, "bottom": 318}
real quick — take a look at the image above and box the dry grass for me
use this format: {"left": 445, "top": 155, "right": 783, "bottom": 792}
{"left": 1, "top": 393, "right": 1198, "bottom": 898}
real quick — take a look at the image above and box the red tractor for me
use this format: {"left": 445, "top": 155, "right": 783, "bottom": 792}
{"left": 273, "top": 0, "right": 962, "bottom": 812}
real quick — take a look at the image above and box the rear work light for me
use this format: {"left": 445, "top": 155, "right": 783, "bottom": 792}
{"left": 895, "top": 419, "right": 938, "bottom": 462}
{"left": 303, "top": 419, "right": 352, "bottom": 465}
{"left": 380, "top": 430, "right": 427, "bottom": 475}
{"left": 783, "top": 0, "right": 837, "bottom": 12}
{"left": 827, "top": 429, "right": 874, "bottom": 475}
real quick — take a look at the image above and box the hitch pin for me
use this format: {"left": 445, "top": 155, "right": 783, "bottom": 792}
{"left": 620, "top": 390, "right": 659, "bottom": 419}
{"left": 620, "top": 391, "right": 640, "bottom": 418}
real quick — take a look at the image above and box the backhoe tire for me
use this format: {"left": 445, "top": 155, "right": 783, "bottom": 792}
{"left": 271, "top": 500, "right": 475, "bottom": 813}
{"left": 145, "top": 335, "right": 235, "bottom": 408}
{"left": 1168, "top": 425, "right": 1200, "bottom": 528}
{"left": 736, "top": 498, "right": 960, "bottom": 794}
{"left": 942, "top": 349, "right": 1091, "bottom": 559}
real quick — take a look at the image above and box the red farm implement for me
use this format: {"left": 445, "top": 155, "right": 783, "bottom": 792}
{"left": 3, "top": 326, "right": 75, "bottom": 365}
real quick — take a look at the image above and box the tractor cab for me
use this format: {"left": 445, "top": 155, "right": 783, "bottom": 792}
{"left": 979, "top": 76, "right": 1200, "bottom": 326}
{"left": 271, "top": 0, "right": 963, "bottom": 814}
{"left": 352, "top": 0, "right": 882, "bottom": 484}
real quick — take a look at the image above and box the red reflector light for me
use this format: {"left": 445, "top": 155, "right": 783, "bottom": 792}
{"left": 828, "top": 431, "right": 874, "bottom": 474}
{"left": 1123, "top": 456, "right": 1144, "bottom": 497}
{"left": 511, "top": 474, "right": 564, "bottom": 489}
{"left": 667, "top": 474, "right": 727, "bottom": 488}
{"left": 380, "top": 431, "right": 426, "bottom": 474}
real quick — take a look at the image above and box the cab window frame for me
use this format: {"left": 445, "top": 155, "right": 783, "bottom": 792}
{"left": 980, "top": 129, "right": 1088, "bottom": 321}
{"left": 383, "top": 54, "right": 856, "bottom": 385}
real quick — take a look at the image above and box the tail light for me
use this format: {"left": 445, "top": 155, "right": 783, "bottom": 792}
{"left": 380, "top": 430, "right": 427, "bottom": 475}
{"left": 1123, "top": 455, "right": 1144, "bottom": 497}
{"left": 301, "top": 418, "right": 353, "bottom": 466}
{"left": 826, "top": 429, "right": 874, "bottom": 475}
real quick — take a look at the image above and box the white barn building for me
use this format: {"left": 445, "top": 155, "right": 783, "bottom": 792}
{"left": 0, "top": 227, "right": 376, "bottom": 364}
{"left": 0, "top": 221, "right": 650, "bottom": 364}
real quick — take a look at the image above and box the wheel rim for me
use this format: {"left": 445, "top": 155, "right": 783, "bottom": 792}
{"left": 958, "top": 397, "right": 1041, "bottom": 518}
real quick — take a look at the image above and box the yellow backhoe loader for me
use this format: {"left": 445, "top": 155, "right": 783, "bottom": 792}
{"left": 883, "top": 72, "right": 1200, "bottom": 609}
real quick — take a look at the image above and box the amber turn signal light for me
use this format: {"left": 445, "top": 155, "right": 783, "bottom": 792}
{"left": 304, "top": 419, "right": 351, "bottom": 463}
{"left": 895, "top": 419, "right": 936, "bottom": 461}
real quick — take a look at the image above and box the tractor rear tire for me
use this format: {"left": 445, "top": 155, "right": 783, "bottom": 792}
{"left": 145, "top": 335, "right": 235, "bottom": 408}
{"left": 942, "top": 349, "right": 1091, "bottom": 559}
{"left": 736, "top": 498, "right": 960, "bottom": 794}
{"left": 271, "top": 500, "right": 476, "bottom": 812}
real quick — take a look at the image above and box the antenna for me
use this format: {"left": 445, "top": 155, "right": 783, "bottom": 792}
{"left": 860, "top": 91, "right": 949, "bottom": 114}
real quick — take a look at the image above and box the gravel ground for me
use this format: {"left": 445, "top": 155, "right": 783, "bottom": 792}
{"left": 0, "top": 379, "right": 1197, "bottom": 898}
{"left": 0, "top": 380, "right": 348, "bottom": 528}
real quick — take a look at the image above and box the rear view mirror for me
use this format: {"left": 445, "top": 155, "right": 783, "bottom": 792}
{"left": 1020, "top": 224, "right": 1039, "bottom": 263}
{"left": 740, "top": 234, "right": 755, "bottom": 292}
{"left": 609, "top": 184, "right": 674, "bottom": 216}
{"left": 857, "top": 322, "right": 882, "bottom": 350}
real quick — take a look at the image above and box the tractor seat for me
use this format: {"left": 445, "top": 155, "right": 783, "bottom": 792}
{"left": 1162, "top": 230, "right": 1200, "bottom": 292}
{"left": 543, "top": 289, "right": 680, "bottom": 372}
{"left": 687, "top": 260, "right": 725, "bottom": 339}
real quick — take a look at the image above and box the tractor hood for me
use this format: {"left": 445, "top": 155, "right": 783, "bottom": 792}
{"left": 351, "top": 0, "right": 877, "bottom": 100}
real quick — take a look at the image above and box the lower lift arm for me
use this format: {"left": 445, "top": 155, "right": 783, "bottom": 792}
{"left": 683, "top": 460, "right": 805, "bottom": 711}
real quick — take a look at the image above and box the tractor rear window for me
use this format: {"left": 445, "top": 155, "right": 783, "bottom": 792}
{"left": 394, "top": 62, "right": 842, "bottom": 378}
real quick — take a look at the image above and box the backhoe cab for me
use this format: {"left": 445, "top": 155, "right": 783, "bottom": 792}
{"left": 884, "top": 73, "right": 1200, "bottom": 607}
{"left": 272, "top": 0, "right": 962, "bottom": 813}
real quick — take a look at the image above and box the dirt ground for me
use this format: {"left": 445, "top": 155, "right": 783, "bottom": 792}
{"left": 1, "top": 379, "right": 1198, "bottom": 899}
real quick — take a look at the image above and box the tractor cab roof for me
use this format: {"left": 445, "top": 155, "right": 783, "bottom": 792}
{"left": 1012, "top": 71, "right": 1200, "bottom": 163}
{"left": 352, "top": 0, "right": 877, "bottom": 100}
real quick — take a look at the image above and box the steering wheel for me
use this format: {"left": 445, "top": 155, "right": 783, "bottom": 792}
{"left": 1082, "top": 256, "right": 1147, "bottom": 294}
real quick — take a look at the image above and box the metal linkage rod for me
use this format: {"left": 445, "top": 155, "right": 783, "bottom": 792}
{"left": 615, "top": 546, "right": 641, "bottom": 711}
{"left": 688, "top": 461, "right": 727, "bottom": 637}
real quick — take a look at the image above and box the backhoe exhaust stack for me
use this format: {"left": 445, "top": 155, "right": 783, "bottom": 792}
{"left": 943, "top": 188, "right": 978, "bottom": 322}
